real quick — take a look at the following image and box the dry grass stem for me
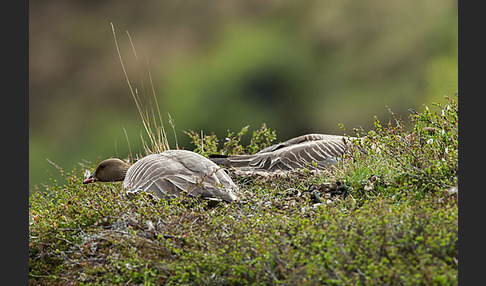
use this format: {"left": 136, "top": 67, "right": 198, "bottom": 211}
{"left": 111, "top": 23, "right": 172, "bottom": 156}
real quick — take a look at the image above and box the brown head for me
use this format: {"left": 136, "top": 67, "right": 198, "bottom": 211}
{"left": 83, "top": 158, "right": 131, "bottom": 184}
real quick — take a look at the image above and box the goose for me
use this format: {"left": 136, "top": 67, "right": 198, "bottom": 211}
{"left": 83, "top": 150, "right": 239, "bottom": 202}
{"left": 209, "top": 134, "right": 357, "bottom": 172}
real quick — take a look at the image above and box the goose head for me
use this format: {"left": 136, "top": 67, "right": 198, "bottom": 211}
{"left": 83, "top": 158, "right": 130, "bottom": 184}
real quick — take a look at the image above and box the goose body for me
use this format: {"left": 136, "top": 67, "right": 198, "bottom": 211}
{"left": 210, "top": 134, "right": 355, "bottom": 172}
{"left": 84, "top": 150, "right": 239, "bottom": 202}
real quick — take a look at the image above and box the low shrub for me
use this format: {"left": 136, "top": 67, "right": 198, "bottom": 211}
{"left": 29, "top": 96, "right": 458, "bottom": 285}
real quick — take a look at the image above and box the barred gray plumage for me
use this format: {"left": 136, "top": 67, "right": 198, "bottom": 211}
{"left": 84, "top": 150, "right": 239, "bottom": 202}
{"left": 124, "top": 151, "right": 239, "bottom": 202}
{"left": 210, "top": 134, "right": 356, "bottom": 172}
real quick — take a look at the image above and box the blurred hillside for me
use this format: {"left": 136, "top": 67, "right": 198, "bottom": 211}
{"left": 29, "top": 0, "right": 457, "bottom": 192}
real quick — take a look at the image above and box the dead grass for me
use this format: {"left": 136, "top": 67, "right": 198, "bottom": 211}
{"left": 111, "top": 23, "right": 172, "bottom": 157}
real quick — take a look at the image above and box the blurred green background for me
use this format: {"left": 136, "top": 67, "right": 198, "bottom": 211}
{"left": 29, "top": 0, "right": 457, "bottom": 192}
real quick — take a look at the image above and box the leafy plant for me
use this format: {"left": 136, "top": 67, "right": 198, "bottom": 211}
{"left": 185, "top": 123, "right": 277, "bottom": 157}
{"left": 246, "top": 123, "right": 278, "bottom": 154}
{"left": 343, "top": 95, "right": 458, "bottom": 201}
{"left": 183, "top": 130, "right": 219, "bottom": 157}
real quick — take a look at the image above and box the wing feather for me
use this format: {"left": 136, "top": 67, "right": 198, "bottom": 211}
{"left": 214, "top": 134, "right": 354, "bottom": 171}
{"left": 123, "top": 150, "right": 239, "bottom": 202}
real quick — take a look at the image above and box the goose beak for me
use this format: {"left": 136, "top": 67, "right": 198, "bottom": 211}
{"left": 83, "top": 173, "right": 97, "bottom": 184}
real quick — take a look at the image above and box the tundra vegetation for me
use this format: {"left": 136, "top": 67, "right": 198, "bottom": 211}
{"left": 29, "top": 96, "right": 458, "bottom": 285}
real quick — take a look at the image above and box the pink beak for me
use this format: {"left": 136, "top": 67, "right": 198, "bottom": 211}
{"left": 83, "top": 174, "right": 96, "bottom": 184}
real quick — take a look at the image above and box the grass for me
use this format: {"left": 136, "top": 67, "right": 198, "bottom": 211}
{"left": 29, "top": 95, "right": 458, "bottom": 285}
{"left": 111, "top": 23, "right": 172, "bottom": 157}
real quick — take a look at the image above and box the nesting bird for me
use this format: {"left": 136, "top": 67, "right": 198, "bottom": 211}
{"left": 83, "top": 150, "right": 239, "bottom": 202}
{"left": 209, "top": 133, "right": 356, "bottom": 172}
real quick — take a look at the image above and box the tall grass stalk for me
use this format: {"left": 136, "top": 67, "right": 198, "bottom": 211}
{"left": 111, "top": 23, "right": 172, "bottom": 156}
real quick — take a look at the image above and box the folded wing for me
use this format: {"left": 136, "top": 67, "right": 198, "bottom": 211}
{"left": 123, "top": 150, "right": 239, "bottom": 202}
{"left": 210, "top": 134, "right": 354, "bottom": 172}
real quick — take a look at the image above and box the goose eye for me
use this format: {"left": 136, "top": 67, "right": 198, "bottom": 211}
{"left": 99, "top": 164, "right": 106, "bottom": 169}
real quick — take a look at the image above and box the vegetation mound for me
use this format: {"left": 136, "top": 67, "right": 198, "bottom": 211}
{"left": 29, "top": 96, "right": 458, "bottom": 285}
